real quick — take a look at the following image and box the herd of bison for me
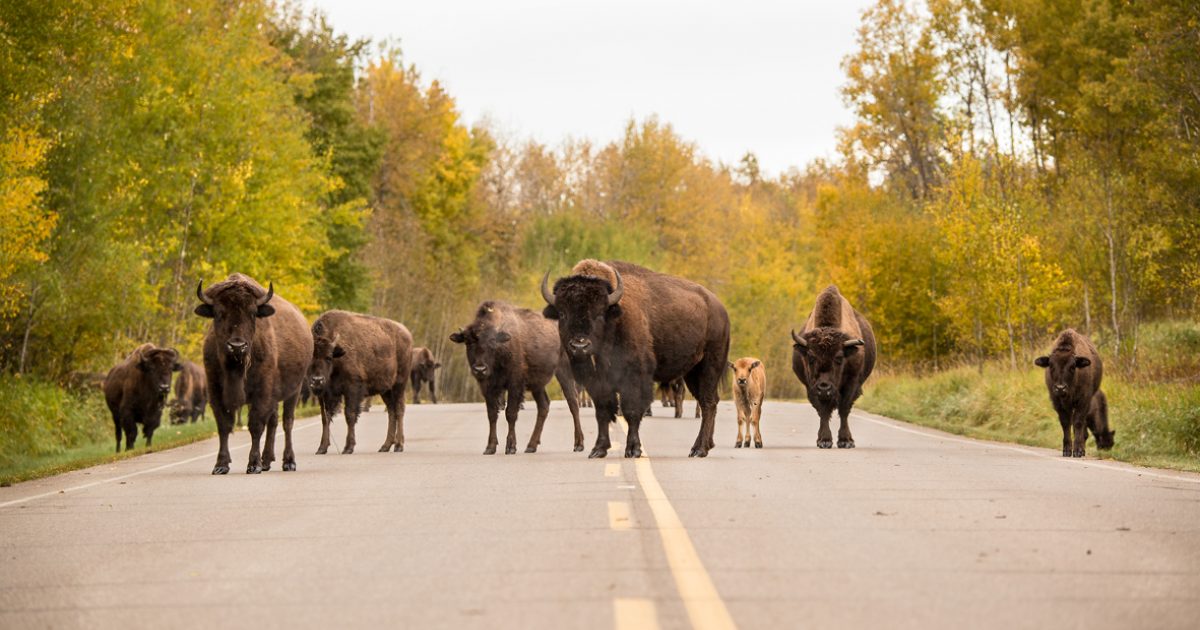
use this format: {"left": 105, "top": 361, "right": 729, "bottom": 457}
{"left": 102, "top": 259, "right": 1114, "bottom": 475}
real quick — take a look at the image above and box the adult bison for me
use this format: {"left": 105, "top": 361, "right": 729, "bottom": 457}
{"left": 791, "top": 285, "right": 876, "bottom": 449}
{"left": 308, "top": 310, "right": 413, "bottom": 455}
{"left": 410, "top": 347, "right": 441, "bottom": 404}
{"left": 195, "top": 274, "right": 312, "bottom": 474}
{"left": 542, "top": 260, "right": 730, "bottom": 458}
{"left": 168, "top": 360, "right": 207, "bottom": 424}
{"left": 104, "top": 343, "right": 180, "bottom": 451}
{"left": 449, "top": 301, "right": 584, "bottom": 454}
{"left": 1034, "top": 329, "right": 1114, "bottom": 457}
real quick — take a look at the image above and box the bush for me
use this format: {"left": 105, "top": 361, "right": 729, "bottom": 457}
{"left": 0, "top": 375, "right": 111, "bottom": 468}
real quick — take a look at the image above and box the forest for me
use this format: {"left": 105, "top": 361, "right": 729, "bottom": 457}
{"left": 1, "top": 0, "right": 1197, "bottom": 472}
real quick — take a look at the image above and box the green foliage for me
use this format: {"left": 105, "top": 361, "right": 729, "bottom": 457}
{"left": 0, "top": 376, "right": 111, "bottom": 468}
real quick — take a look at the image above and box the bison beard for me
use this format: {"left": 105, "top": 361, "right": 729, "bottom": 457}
{"left": 195, "top": 274, "right": 312, "bottom": 475}
{"left": 542, "top": 260, "right": 731, "bottom": 458}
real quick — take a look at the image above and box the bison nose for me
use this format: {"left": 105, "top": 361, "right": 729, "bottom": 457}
{"left": 472, "top": 364, "right": 488, "bottom": 375}
{"left": 817, "top": 382, "right": 833, "bottom": 392}
{"left": 737, "top": 379, "right": 747, "bottom": 386}
{"left": 226, "top": 339, "right": 248, "bottom": 355}
{"left": 158, "top": 384, "right": 170, "bottom": 394}
{"left": 569, "top": 337, "right": 591, "bottom": 350}
{"left": 310, "top": 376, "right": 324, "bottom": 386}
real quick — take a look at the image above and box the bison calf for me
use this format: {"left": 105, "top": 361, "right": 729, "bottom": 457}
{"left": 308, "top": 310, "right": 413, "bottom": 455}
{"left": 410, "top": 347, "right": 441, "bottom": 404}
{"left": 1034, "top": 329, "right": 1114, "bottom": 457}
{"left": 730, "top": 358, "right": 765, "bottom": 448}
{"left": 450, "top": 301, "right": 584, "bottom": 455}
{"left": 791, "top": 285, "right": 876, "bottom": 449}
{"left": 168, "top": 360, "right": 207, "bottom": 424}
{"left": 104, "top": 344, "right": 180, "bottom": 451}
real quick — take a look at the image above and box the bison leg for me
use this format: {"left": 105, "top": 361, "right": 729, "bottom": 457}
{"left": 684, "top": 363, "right": 721, "bottom": 457}
{"left": 815, "top": 409, "right": 834, "bottom": 449}
{"left": 736, "top": 408, "right": 745, "bottom": 448}
{"left": 210, "top": 394, "right": 234, "bottom": 474}
{"left": 1071, "top": 407, "right": 1087, "bottom": 458}
{"left": 244, "top": 402, "right": 270, "bottom": 474}
{"left": 752, "top": 402, "right": 764, "bottom": 448}
{"left": 390, "top": 382, "right": 407, "bottom": 453}
{"left": 483, "top": 393, "right": 500, "bottom": 455}
{"left": 316, "top": 396, "right": 332, "bottom": 455}
{"left": 430, "top": 379, "right": 438, "bottom": 405}
{"left": 1057, "top": 410, "right": 1072, "bottom": 457}
{"left": 504, "top": 387, "right": 522, "bottom": 455}
{"left": 555, "top": 366, "right": 585, "bottom": 452}
{"left": 110, "top": 409, "right": 122, "bottom": 453}
{"left": 343, "top": 391, "right": 361, "bottom": 455}
{"left": 411, "top": 374, "right": 421, "bottom": 405}
{"left": 281, "top": 392, "right": 298, "bottom": 471}
{"left": 526, "top": 386, "right": 551, "bottom": 453}
{"left": 122, "top": 413, "right": 138, "bottom": 451}
{"left": 261, "top": 407, "right": 279, "bottom": 470}
{"left": 589, "top": 391, "right": 618, "bottom": 459}
{"left": 835, "top": 395, "right": 856, "bottom": 449}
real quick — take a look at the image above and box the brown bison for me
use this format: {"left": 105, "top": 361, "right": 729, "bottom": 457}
{"left": 308, "top": 310, "right": 413, "bottom": 455}
{"left": 450, "top": 301, "right": 584, "bottom": 454}
{"left": 195, "top": 274, "right": 312, "bottom": 474}
{"left": 168, "top": 360, "right": 207, "bottom": 424}
{"left": 103, "top": 343, "right": 180, "bottom": 451}
{"left": 410, "top": 347, "right": 441, "bottom": 404}
{"left": 578, "top": 387, "right": 593, "bottom": 408}
{"left": 1035, "top": 329, "right": 1114, "bottom": 457}
{"left": 730, "top": 357, "right": 765, "bottom": 448}
{"left": 791, "top": 285, "right": 876, "bottom": 449}
{"left": 542, "top": 260, "right": 731, "bottom": 458}
{"left": 659, "top": 377, "right": 685, "bottom": 418}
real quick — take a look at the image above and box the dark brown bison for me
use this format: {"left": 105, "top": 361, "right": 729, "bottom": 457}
{"left": 1034, "top": 329, "right": 1113, "bottom": 457}
{"left": 578, "top": 387, "right": 593, "bottom": 408}
{"left": 410, "top": 347, "right": 441, "bottom": 404}
{"left": 308, "top": 310, "right": 413, "bottom": 455}
{"left": 195, "top": 274, "right": 312, "bottom": 474}
{"left": 659, "top": 377, "right": 685, "bottom": 418}
{"left": 791, "top": 285, "right": 876, "bottom": 449}
{"left": 542, "top": 260, "right": 731, "bottom": 458}
{"left": 449, "top": 301, "right": 584, "bottom": 454}
{"left": 103, "top": 343, "right": 180, "bottom": 451}
{"left": 168, "top": 360, "right": 207, "bottom": 424}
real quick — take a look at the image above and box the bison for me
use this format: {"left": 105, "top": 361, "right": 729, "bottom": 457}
{"left": 410, "top": 347, "right": 441, "bottom": 404}
{"left": 791, "top": 285, "right": 876, "bottom": 449}
{"left": 168, "top": 360, "right": 207, "bottom": 424}
{"left": 1034, "top": 329, "right": 1114, "bottom": 457}
{"left": 195, "top": 274, "right": 312, "bottom": 474}
{"left": 308, "top": 310, "right": 413, "bottom": 455}
{"left": 730, "top": 357, "right": 765, "bottom": 448}
{"left": 103, "top": 343, "right": 180, "bottom": 451}
{"left": 659, "top": 377, "right": 685, "bottom": 418}
{"left": 542, "top": 260, "right": 731, "bottom": 458}
{"left": 449, "top": 301, "right": 584, "bottom": 454}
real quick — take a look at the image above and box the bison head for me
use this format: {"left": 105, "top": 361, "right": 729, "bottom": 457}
{"left": 729, "top": 359, "right": 761, "bottom": 390}
{"left": 194, "top": 280, "right": 275, "bottom": 363}
{"left": 792, "top": 328, "right": 863, "bottom": 402}
{"left": 307, "top": 333, "right": 346, "bottom": 393}
{"left": 540, "top": 269, "right": 623, "bottom": 359}
{"left": 449, "top": 309, "right": 510, "bottom": 380}
{"left": 1034, "top": 352, "right": 1091, "bottom": 399}
{"left": 137, "top": 346, "right": 181, "bottom": 399}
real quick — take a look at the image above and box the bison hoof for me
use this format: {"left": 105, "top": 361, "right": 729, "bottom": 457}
{"left": 261, "top": 463, "right": 271, "bottom": 472}
{"left": 624, "top": 446, "right": 642, "bottom": 458}
{"left": 755, "top": 441, "right": 763, "bottom": 449}
{"left": 342, "top": 446, "right": 354, "bottom": 455}
{"left": 282, "top": 462, "right": 296, "bottom": 471}
{"left": 316, "top": 447, "right": 328, "bottom": 455}
{"left": 688, "top": 447, "right": 709, "bottom": 458}
{"left": 377, "top": 444, "right": 391, "bottom": 453}
{"left": 837, "top": 439, "right": 855, "bottom": 449}
{"left": 588, "top": 448, "right": 608, "bottom": 459}
{"left": 574, "top": 444, "right": 585, "bottom": 453}
{"left": 246, "top": 465, "right": 262, "bottom": 474}
{"left": 212, "top": 465, "right": 230, "bottom": 475}
{"left": 392, "top": 444, "right": 403, "bottom": 453}
{"left": 505, "top": 445, "right": 517, "bottom": 455}
{"left": 735, "top": 441, "right": 743, "bottom": 448}
{"left": 524, "top": 446, "right": 537, "bottom": 453}
{"left": 1062, "top": 448, "right": 1071, "bottom": 457}
{"left": 483, "top": 446, "right": 497, "bottom": 455}
{"left": 1072, "top": 450, "right": 1085, "bottom": 458}
{"left": 817, "top": 438, "right": 833, "bottom": 449}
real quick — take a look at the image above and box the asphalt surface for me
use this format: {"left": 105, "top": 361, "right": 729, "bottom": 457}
{"left": 1, "top": 399, "right": 1198, "bottom": 630}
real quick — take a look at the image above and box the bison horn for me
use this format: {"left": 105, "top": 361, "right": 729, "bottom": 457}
{"left": 196, "top": 281, "right": 212, "bottom": 305}
{"left": 844, "top": 339, "right": 865, "bottom": 348}
{"left": 607, "top": 269, "right": 624, "bottom": 306}
{"left": 257, "top": 282, "right": 274, "bottom": 306}
{"left": 540, "top": 271, "right": 556, "bottom": 306}
{"left": 791, "top": 329, "right": 806, "bottom": 347}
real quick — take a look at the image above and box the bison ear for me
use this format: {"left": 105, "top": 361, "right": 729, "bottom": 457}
{"left": 1034, "top": 356, "right": 1050, "bottom": 368}
{"left": 434, "top": 362, "right": 442, "bottom": 369}
{"left": 605, "top": 303, "right": 622, "bottom": 319}
{"left": 449, "top": 331, "right": 466, "bottom": 344}
{"left": 542, "top": 305, "right": 559, "bottom": 320}
{"left": 194, "top": 304, "right": 215, "bottom": 318}
{"left": 255, "top": 303, "right": 275, "bottom": 318}
{"left": 331, "top": 345, "right": 347, "bottom": 359}
{"left": 751, "top": 360, "right": 761, "bottom": 370}
{"left": 173, "top": 361, "right": 182, "bottom": 372}
{"left": 495, "top": 331, "right": 511, "bottom": 343}
{"left": 728, "top": 361, "right": 735, "bottom": 371}
{"left": 1074, "top": 356, "right": 1091, "bottom": 368}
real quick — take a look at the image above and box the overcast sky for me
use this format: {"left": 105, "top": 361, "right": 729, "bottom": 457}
{"left": 306, "top": 0, "right": 874, "bottom": 177}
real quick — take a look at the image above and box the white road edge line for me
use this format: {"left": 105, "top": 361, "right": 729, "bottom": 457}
{"left": 852, "top": 412, "right": 1200, "bottom": 484}
{"left": 616, "top": 417, "right": 738, "bottom": 630}
{"left": 0, "top": 419, "right": 322, "bottom": 510}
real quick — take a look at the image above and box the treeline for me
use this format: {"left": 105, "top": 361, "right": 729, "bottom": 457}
{"left": 1, "top": 0, "right": 1196, "bottom": 403}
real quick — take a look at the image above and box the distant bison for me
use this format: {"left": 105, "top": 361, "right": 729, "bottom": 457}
{"left": 103, "top": 343, "right": 180, "bottom": 451}
{"left": 659, "top": 377, "right": 685, "bottom": 418}
{"left": 308, "top": 310, "right": 413, "bottom": 455}
{"left": 1035, "top": 329, "right": 1113, "bottom": 457}
{"left": 578, "top": 387, "right": 593, "bottom": 408}
{"left": 791, "top": 285, "right": 876, "bottom": 449}
{"left": 410, "top": 347, "right": 441, "bottom": 404}
{"left": 168, "top": 360, "right": 207, "bottom": 424}
{"left": 450, "top": 301, "right": 584, "bottom": 454}
{"left": 542, "top": 260, "right": 730, "bottom": 458}
{"left": 195, "top": 274, "right": 312, "bottom": 474}
{"left": 730, "top": 358, "right": 765, "bottom": 448}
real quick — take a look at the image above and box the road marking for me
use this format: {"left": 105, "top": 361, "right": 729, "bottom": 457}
{"left": 0, "top": 420, "right": 322, "bottom": 509}
{"left": 613, "top": 597, "right": 661, "bottom": 630}
{"left": 605, "top": 463, "right": 621, "bottom": 477}
{"left": 853, "top": 412, "right": 1200, "bottom": 484}
{"left": 608, "top": 501, "right": 633, "bottom": 530}
{"left": 616, "top": 417, "right": 738, "bottom": 630}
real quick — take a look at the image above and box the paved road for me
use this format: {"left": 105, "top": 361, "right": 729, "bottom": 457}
{"left": 1, "top": 399, "right": 1198, "bottom": 630}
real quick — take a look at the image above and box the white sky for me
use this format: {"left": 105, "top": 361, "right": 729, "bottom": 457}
{"left": 306, "top": 0, "right": 874, "bottom": 177}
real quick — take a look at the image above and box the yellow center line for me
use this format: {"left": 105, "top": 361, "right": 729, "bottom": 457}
{"left": 615, "top": 417, "right": 737, "bottom": 630}
{"left": 614, "top": 597, "right": 661, "bottom": 630}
